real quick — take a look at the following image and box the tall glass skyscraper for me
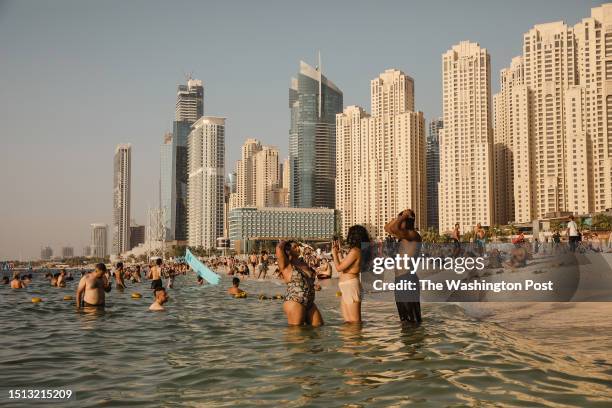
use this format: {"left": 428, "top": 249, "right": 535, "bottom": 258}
{"left": 161, "top": 78, "right": 204, "bottom": 241}
{"left": 427, "top": 119, "right": 442, "bottom": 231}
{"left": 289, "top": 59, "right": 342, "bottom": 208}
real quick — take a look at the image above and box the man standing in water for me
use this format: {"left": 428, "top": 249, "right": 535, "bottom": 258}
{"left": 76, "top": 263, "right": 112, "bottom": 309}
{"left": 149, "top": 287, "right": 169, "bottom": 311}
{"left": 10, "top": 272, "right": 24, "bottom": 289}
{"left": 149, "top": 258, "right": 163, "bottom": 290}
{"left": 385, "top": 209, "right": 422, "bottom": 325}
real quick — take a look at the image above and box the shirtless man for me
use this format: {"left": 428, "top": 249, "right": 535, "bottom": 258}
{"left": 149, "top": 287, "right": 169, "bottom": 311}
{"left": 76, "top": 263, "right": 112, "bottom": 309}
{"left": 257, "top": 250, "right": 270, "bottom": 279}
{"left": 384, "top": 209, "right": 423, "bottom": 324}
{"left": 150, "top": 258, "right": 163, "bottom": 290}
{"left": 10, "top": 272, "right": 24, "bottom": 289}
{"left": 227, "top": 277, "right": 245, "bottom": 296}
{"left": 248, "top": 252, "right": 258, "bottom": 275}
{"left": 114, "top": 262, "right": 126, "bottom": 290}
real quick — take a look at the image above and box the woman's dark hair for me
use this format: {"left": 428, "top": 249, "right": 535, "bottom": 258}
{"left": 283, "top": 240, "right": 298, "bottom": 257}
{"left": 346, "top": 225, "right": 373, "bottom": 270}
{"left": 346, "top": 225, "right": 371, "bottom": 248}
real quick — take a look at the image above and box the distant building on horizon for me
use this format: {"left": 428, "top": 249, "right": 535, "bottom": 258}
{"left": 289, "top": 58, "right": 343, "bottom": 208}
{"left": 129, "top": 224, "right": 145, "bottom": 249}
{"left": 91, "top": 223, "right": 108, "bottom": 258}
{"left": 112, "top": 144, "right": 131, "bottom": 255}
{"left": 187, "top": 116, "right": 225, "bottom": 249}
{"left": 167, "top": 78, "right": 204, "bottom": 242}
{"left": 427, "top": 118, "right": 443, "bottom": 231}
{"left": 61, "top": 246, "right": 74, "bottom": 258}
{"left": 40, "top": 246, "right": 53, "bottom": 261}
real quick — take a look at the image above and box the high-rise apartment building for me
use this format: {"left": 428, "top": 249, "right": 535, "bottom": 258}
{"left": 187, "top": 117, "right": 225, "bottom": 249}
{"left": 493, "top": 4, "right": 612, "bottom": 223}
{"left": 234, "top": 138, "right": 262, "bottom": 207}
{"left": 168, "top": 78, "right": 204, "bottom": 241}
{"left": 289, "top": 59, "right": 343, "bottom": 208}
{"left": 40, "top": 246, "right": 53, "bottom": 260}
{"left": 439, "top": 42, "right": 494, "bottom": 233}
{"left": 113, "top": 144, "right": 131, "bottom": 255}
{"left": 336, "top": 69, "right": 427, "bottom": 238}
{"left": 427, "top": 119, "right": 443, "bottom": 231}
{"left": 90, "top": 223, "right": 108, "bottom": 258}
{"left": 253, "top": 146, "right": 280, "bottom": 207}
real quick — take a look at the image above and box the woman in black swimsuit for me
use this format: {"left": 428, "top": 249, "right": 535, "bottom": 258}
{"left": 275, "top": 240, "right": 324, "bottom": 326}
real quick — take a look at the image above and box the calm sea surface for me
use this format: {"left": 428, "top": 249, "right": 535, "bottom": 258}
{"left": 1, "top": 272, "right": 611, "bottom": 407}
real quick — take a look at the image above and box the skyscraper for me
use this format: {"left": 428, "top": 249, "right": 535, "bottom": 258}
{"left": 187, "top": 117, "right": 225, "bottom": 249}
{"left": 493, "top": 4, "right": 612, "bottom": 223}
{"left": 170, "top": 78, "right": 204, "bottom": 241}
{"left": 235, "top": 138, "right": 262, "bottom": 207}
{"left": 289, "top": 58, "right": 343, "bottom": 208}
{"left": 113, "top": 144, "right": 131, "bottom": 255}
{"left": 253, "top": 145, "right": 280, "bottom": 207}
{"left": 427, "top": 118, "right": 443, "bottom": 231}
{"left": 336, "top": 69, "right": 427, "bottom": 238}
{"left": 176, "top": 78, "right": 204, "bottom": 123}
{"left": 160, "top": 132, "right": 175, "bottom": 238}
{"left": 91, "top": 223, "right": 108, "bottom": 258}
{"left": 439, "top": 42, "right": 494, "bottom": 233}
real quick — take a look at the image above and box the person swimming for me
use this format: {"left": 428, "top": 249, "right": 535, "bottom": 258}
{"left": 276, "top": 240, "right": 323, "bottom": 327}
{"left": 149, "top": 287, "right": 169, "bottom": 311}
{"left": 227, "top": 277, "right": 245, "bottom": 296}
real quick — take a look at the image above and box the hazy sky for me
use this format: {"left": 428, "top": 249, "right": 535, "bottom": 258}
{"left": 0, "top": 0, "right": 604, "bottom": 260}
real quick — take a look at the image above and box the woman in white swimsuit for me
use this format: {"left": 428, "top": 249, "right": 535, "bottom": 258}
{"left": 332, "top": 225, "right": 371, "bottom": 324}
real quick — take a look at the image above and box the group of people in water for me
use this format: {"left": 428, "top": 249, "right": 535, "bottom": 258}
{"left": 4, "top": 209, "right": 428, "bottom": 328}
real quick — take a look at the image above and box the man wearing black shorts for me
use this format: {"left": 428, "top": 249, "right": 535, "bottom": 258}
{"left": 150, "top": 258, "right": 163, "bottom": 289}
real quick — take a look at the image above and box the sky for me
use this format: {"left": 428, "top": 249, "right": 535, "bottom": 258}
{"left": 0, "top": 0, "right": 605, "bottom": 260}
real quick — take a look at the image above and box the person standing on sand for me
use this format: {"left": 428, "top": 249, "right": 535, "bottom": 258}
{"left": 567, "top": 215, "right": 580, "bottom": 253}
{"left": 385, "top": 209, "right": 423, "bottom": 325}
{"left": 276, "top": 240, "right": 323, "bottom": 327}
{"left": 76, "top": 263, "right": 112, "bottom": 309}
{"left": 149, "top": 287, "right": 169, "bottom": 311}
{"left": 332, "top": 225, "right": 371, "bottom": 324}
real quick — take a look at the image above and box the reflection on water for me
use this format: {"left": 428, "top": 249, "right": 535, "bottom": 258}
{"left": 1, "top": 272, "right": 611, "bottom": 407}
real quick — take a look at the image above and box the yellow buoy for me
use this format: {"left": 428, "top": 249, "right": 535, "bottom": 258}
{"left": 273, "top": 294, "right": 284, "bottom": 300}
{"left": 31, "top": 297, "right": 43, "bottom": 303}
{"left": 63, "top": 295, "right": 73, "bottom": 301}
{"left": 336, "top": 291, "right": 342, "bottom": 297}
{"left": 234, "top": 292, "right": 247, "bottom": 298}
{"left": 131, "top": 292, "right": 142, "bottom": 299}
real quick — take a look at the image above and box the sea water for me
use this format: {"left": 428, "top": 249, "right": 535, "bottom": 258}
{"left": 1, "top": 272, "right": 611, "bottom": 407}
